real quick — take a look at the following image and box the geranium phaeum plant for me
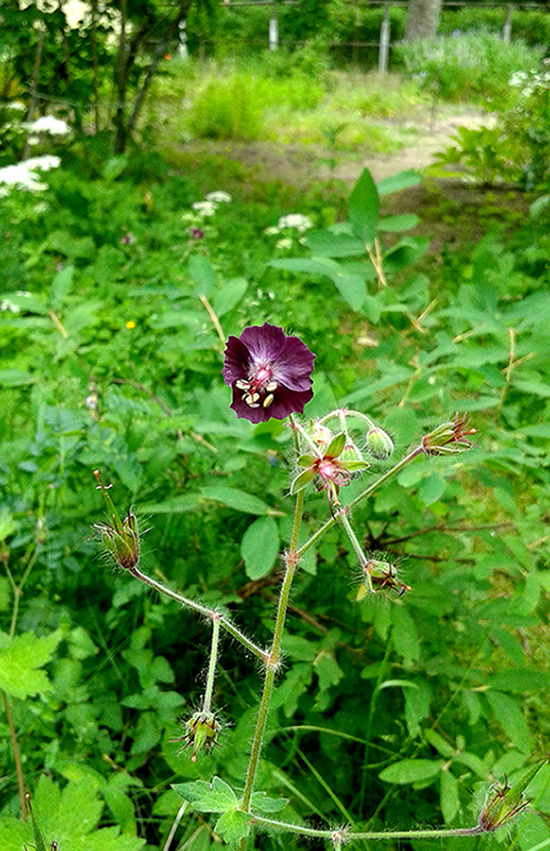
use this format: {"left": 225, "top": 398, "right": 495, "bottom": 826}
{"left": 93, "top": 322, "right": 542, "bottom": 851}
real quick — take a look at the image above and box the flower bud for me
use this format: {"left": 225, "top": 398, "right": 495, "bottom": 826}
{"left": 98, "top": 509, "right": 140, "bottom": 570}
{"left": 93, "top": 470, "right": 142, "bottom": 570}
{"left": 359, "top": 558, "right": 411, "bottom": 598}
{"left": 309, "top": 420, "right": 334, "bottom": 451}
{"left": 365, "top": 427, "right": 394, "bottom": 461}
{"left": 421, "top": 413, "right": 476, "bottom": 456}
{"left": 176, "top": 710, "right": 221, "bottom": 762}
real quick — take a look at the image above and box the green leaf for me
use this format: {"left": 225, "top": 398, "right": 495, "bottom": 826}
{"left": 189, "top": 254, "right": 216, "bottom": 297}
{"left": 172, "top": 777, "right": 238, "bottom": 812}
{"left": 101, "top": 155, "right": 129, "bottom": 181}
{"left": 377, "top": 170, "right": 422, "bottom": 195}
{"left": 139, "top": 495, "right": 202, "bottom": 514}
{"left": 211, "top": 278, "right": 247, "bottom": 317}
{"left": 200, "top": 486, "right": 273, "bottom": 515}
{"left": 486, "top": 691, "right": 533, "bottom": 753}
{"left": 214, "top": 809, "right": 253, "bottom": 846}
{"left": 424, "top": 729, "right": 455, "bottom": 758}
{"left": 348, "top": 167, "right": 379, "bottom": 245}
{"left": 49, "top": 264, "right": 74, "bottom": 310}
{"left": 440, "top": 770, "right": 460, "bottom": 824}
{"left": 0, "top": 369, "right": 38, "bottom": 387}
{"left": 378, "top": 214, "right": 419, "bottom": 232}
{"left": 391, "top": 606, "right": 420, "bottom": 665}
{"left": 267, "top": 257, "right": 366, "bottom": 310}
{"left": 241, "top": 515, "right": 280, "bottom": 580}
{"left": 251, "top": 792, "right": 289, "bottom": 813}
{"left": 0, "top": 630, "right": 62, "bottom": 698}
{"left": 379, "top": 759, "right": 443, "bottom": 784}
{"left": 304, "top": 229, "right": 365, "bottom": 257}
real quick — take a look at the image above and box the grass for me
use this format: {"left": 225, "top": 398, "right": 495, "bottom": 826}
{"left": 147, "top": 61, "right": 433, "bottom": 153}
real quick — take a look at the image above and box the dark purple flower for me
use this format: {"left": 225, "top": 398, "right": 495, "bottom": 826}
{"left": 222, "top": 323, "right": 315, "bottom": 423}
{"left": 190, "top": 227, "right": 204, "bottom": 239}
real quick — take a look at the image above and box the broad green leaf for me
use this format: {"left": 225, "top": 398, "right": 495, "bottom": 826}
{"left": 453, "top": 751, "right": 488, "bottom": 778}
{"left": 383, "top": 237, "right": 429, "bottom": 273}
{"left": 440, "top": 770, "right": 460, "bottom": 824}
{"left": 268, "top": 256, "right": 348, "bottom": 277}
{"left": 49, "top": 264, "right": 74, "bottom": 310}
{"left": 487, "top": 670, "right": 550, "bottom": 692}
{"left": 0, "top": 507, "right": 17, "bottom": 541}
{"left": 0, "top": 630, "right": 62, "bottom": 698}
{"left": 378, "top": 214, "right": 419, "bottom": 232}
{"left": 251, "top": 792, "right": 289, "bottom": 813}
{"left": 377, "top": 170, "right": 422, "bottom": 195}
{"left": 304, "top": 229, "right": 365, "bottom": 257}
{"left": 0, "top": 369, "right": 38, "bottom": 387}
{"left": 102, "top": 155, "right": 128, "bottom": 181}
{"left": 379, "top": 759, "right": 443, "bottom": 784}
{"left": 391, "top": 606, "right": 420, "bottom": 665}
{"left": 172, "top": 777, "right": 238, "bottom": 812}
{"left": 424, "top": 729, "right": 455, "bottom": 758}
{"left": 200, "top": 486, "right": 273, "bottom": 515}
{"left": 418, "top": 471, "right": 447, "bottom": 505}
{"left": 348, "top": 167, "right": 379, "bottom": 245}
{"left": 139, "top": 495, "right": 202, "bottom": 514}
{"left": 214, "top": 809, "right": 253, "bottom": 846}
{"left": 267, "top": 257, "right": 367, "bottom": 310}
{"left": 211, "top": 277, "right": 248, "bottom": 317}
{"left": 189, "top": 254, "right": 216, "bottom": 296}
{"left": 241, "top": 515, "right": 280, "bottom": 580}
{"left": 486, "top": 691, "right": 533, "bottom": 753}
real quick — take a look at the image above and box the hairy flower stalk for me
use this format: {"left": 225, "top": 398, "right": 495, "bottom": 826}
{"left": 173, "top": 614, "right": 223, "bottom": 761}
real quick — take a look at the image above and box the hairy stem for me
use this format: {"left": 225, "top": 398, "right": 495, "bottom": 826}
{"left": 250, "top": 814, "right": 485, "bottom": 840}
{"left": 297, "top": 445, "right": 423, "bottom": 560}
{"left": 128, "top": 566, "right": 267, "bottom": 662}
{"left": 2, "top": 690, "right": 27, "bottom": 822}
{"left": 240, "top": 489, "right": 305, "bottom": 823}
{"left": 203, "top": 615, "right": 221, "bottom": 714}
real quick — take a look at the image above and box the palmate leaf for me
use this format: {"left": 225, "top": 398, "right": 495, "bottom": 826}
{"left": 172, "top": 776, "right": 238, "bottom": 812}
{"left": 0, "top": 630, "right": 62, "bottom": 699}
{"left": 0, "top": 777, "right": 145, "bottom": 851}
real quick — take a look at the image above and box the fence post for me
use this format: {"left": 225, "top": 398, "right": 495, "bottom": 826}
{"left": 379, "top": 5, "right": 390, "bottom": 74}
{"left": 269, "top": 18, "right": 278, "bottom": 51}
{"left": 503, "top": 4, "right": 513, "bottom": 42}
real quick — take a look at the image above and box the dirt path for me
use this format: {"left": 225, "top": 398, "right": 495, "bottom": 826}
{"left": 321, "top": 109, "right": 496, "bottom": 184}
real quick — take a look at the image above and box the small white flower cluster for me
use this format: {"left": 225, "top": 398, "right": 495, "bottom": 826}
{"left": 1, "top": 291, "right": 31, "bottom": 313}
{"left": 191, "top": 190, "right": 232, "bottom": 218}
{"left": 0, "top": 155, "right": 61, "bottom": 196}
{"left": 277, "top": 214, "right": 314, "bottom": 233}
{"left": 509, "top": 62, "right": 550, "bottom": 97}
{"left": 24, "top": 115, "right": 71, "bottom": 136}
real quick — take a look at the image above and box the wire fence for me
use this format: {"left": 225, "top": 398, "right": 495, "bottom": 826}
{"left": 202, "top": 1, "right": 550, "bottom": 70}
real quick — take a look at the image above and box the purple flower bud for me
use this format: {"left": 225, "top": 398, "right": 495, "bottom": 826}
{"left": 190, "top": 227, "right": 204, "bottom": 239}
{"left": 222, "top": 323, "right": 315, "bottom": 423}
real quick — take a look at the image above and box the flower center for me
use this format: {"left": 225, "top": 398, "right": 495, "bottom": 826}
{"left": 235, "top": 363, "right": 279, "bottom": 409}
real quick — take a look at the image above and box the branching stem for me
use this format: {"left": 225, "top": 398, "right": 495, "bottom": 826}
{"left": 128, "top": 566, "right": 267, "bottom": 662}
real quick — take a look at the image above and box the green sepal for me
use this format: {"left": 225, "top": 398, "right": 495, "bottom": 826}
{"left": 340, "top": 459, "right": 370, "bottom": 472}
{"left": 290, "top": 468, "right": 317, "bottom": 494}
{"left": 297, "top": 454, "right": 318, "bottom": 467}
{"left": 325, "top": 432, "right": 346, "bottom": 458}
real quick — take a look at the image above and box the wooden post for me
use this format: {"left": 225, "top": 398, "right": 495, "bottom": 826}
{"left": 269, "top": 18, "right": 278, "bottom": 51}
{"left": 379, "top": 5, "right": 390, "bottom": 74}
{"left": 503, "top": 5, "right": 513, "bottom": 42}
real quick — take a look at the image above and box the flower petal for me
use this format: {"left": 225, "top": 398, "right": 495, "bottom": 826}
{"left": 222, "top": 335, "right": 251, "bottom": 385}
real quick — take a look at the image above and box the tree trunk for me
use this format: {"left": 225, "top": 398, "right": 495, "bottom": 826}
{"left": 404, "top": 0, "right": 442, "bottom": 41}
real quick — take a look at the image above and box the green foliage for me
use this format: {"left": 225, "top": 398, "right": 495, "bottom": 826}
{"left": 395, "top": 33, "right": 544, "bottom": 107}
{"left": 188, "top": 74, "right": 265, "bottom": 140}
{"left": 2, "top": 96, "right": 550, "bottom": 850}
